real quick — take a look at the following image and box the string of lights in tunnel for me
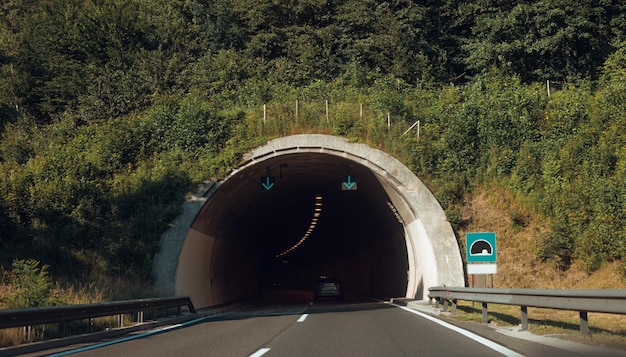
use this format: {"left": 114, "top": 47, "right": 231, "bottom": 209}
{"left": 275, "top": 194, "right": 323, "bottom": 258}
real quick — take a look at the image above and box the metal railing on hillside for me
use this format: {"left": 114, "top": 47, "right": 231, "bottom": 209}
{"left": 428, "top": 287, "right": 626, "bottom": 336}
{"left": 0, "top": 296, "right": 196, "bottom": 341}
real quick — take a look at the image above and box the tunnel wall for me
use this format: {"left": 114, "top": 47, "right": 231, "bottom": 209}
{"left": 175, "top": 229, "right": 214, "bottom": 306}
{"left": 153, "top": 183, "right": 213, "bottom": 296}
{"left": 157, "top": 134, "right": 464, "bottom": 309}
{"left": 174, "top": 228, "right": 258, "bottom": 307}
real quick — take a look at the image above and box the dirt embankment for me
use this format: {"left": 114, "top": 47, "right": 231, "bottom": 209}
{"left": 458, "top": 185, "right": 626, "bottom": 290}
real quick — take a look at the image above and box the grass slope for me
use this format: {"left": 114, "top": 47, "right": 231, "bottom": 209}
{"left": 459, "top": 184, "right": 626, "bottom": 290}
{"left": 456, "top": 184, "right": 626, "bottom": 349}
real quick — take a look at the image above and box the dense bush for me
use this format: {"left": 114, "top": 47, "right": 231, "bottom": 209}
{"left": 6, "top": 259, "right": 55, "bottom": 309}
{"left": 2, "top": 0, "right": 626, "bottom": 283}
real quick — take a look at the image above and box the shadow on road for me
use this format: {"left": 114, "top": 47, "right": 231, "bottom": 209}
{"left": 202, "top": 289, "right": 395, "bottom": 322}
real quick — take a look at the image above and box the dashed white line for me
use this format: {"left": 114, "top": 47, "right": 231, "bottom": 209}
{"left": 249, "top": 347, "right": 271, "bottom": 357}
{"left": 297, "top": 313, "right": 309, "bottom": 322}
{"left": 249, "top": 313, "right": 307, "bottom": 356}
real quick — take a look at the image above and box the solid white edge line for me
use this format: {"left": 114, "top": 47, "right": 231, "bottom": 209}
{"left": 249, "top": 347, "right": 271, "bottom": 357}
{"left": 297, "top": 313, "right": 308, "bottom": 322}
{"left": 388, "top": 302, "right": 524, "bottom": 357}
{"left": 44, "top": 317, "right": 210, "bottom": 356}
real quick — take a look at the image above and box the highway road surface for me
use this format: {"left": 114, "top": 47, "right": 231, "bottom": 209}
{"left": 34, "top": 290, "right": 626, "bottom": 357}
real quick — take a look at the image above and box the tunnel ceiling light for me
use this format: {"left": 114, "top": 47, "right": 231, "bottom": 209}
{"left": 276, "top": 194, "right": 323, "bottom": 258}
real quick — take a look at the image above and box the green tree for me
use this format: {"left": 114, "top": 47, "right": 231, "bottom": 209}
{"left": 6, "top": 258, "right": 55, "bottom": 308}
{"left": 462, "top": 0, "right": 623, "bottom": 82}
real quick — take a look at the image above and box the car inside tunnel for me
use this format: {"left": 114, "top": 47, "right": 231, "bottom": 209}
{"left": 168, "top": 135, "right": 464, "bottom": 309}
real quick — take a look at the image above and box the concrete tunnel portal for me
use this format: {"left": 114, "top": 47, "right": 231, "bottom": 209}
{"left": 154, "top": 134, "right": 464, "bottom": 309}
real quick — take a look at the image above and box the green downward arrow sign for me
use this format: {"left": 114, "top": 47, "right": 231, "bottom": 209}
{"left": 262, "top": 176, "right": 275, "bottom": 191}
{"left": 342, "top": 175, "right": 357, "bottom": 190}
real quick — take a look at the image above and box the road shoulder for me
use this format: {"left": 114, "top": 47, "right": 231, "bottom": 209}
{"left": 391, "top": 298, "right": 626, "bottom": 357}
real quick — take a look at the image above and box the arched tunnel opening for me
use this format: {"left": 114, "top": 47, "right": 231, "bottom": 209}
{"left": 163, "top": 135, "right": 464, "bottom": 309}
{"left": 238, "top": 154, "right": 409, "bottom": 296}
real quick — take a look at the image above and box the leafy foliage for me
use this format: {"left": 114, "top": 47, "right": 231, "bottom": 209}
{"left": 6, "top": 259, "right": 55, "bottom": 308}
{"left": 2, "top": 0, "right": 626, "bottom": 283}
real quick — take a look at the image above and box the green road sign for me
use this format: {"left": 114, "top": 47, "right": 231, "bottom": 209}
{"left": 261, "top": 176, "right": 275, "bottom": 191}
{"left": 466, "top": 232, "right": 497, "bottom": 263}
{"left": 342, "top": 175, "right": 357, "bottom": 190}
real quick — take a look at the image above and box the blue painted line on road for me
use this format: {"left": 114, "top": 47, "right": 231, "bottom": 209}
{"left": 389, "top": 302, "right": 524, "bottom": 357}
{"left": 44, "top": 317, "right": 210, "bottom": 357}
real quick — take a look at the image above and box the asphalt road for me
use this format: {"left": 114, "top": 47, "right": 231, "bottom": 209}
{"left": 32, "top": 291, "right": 626, "bottom": 357}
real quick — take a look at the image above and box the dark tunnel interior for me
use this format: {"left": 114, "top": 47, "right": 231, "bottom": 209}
{"left": 205, "top": 153, "right": 410, "bottom": 297}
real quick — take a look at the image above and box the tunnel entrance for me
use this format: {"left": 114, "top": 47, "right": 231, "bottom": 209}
{"left": 246, "top": 154, "right": 410, "bottom": 297}
{"left": 156, "top": 134, "right": 464, "bottom": 309}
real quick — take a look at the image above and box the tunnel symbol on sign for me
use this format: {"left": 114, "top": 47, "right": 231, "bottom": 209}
{"left": 470, "top": 240, "right": 492, "bottom": 256}
{"left": 466, "top": 232, "right": 496, "bottom": 263}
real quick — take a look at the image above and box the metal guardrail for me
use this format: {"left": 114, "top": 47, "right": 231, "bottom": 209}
{"left": 428, "top": 287, "right": 626, "bottom": 336}
{"left": 0, "top": 296, "right": 196, "bottom": 339}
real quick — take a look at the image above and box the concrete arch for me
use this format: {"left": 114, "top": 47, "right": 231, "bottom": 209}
{"left": 153, "top": 134, "right": 464, "bottom": 309}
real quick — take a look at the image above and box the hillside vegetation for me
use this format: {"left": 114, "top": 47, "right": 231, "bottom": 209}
{"left": 2, "top": 0, "right": 626, "bottom": 295}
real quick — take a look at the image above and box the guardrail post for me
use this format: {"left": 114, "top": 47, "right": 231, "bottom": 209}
{"left": 0, "top": 295, "right": 197, "bottom": 344}
{"left": 451, "top": 299, "right": 457, "bottom": 316}
{"left": 579, "top": 311, "right": 589, "bottom": 336}
{"left": 425, "top": 287, "right": 626, "bottom": 337}
{"left": 442, "top": 299, "right": 449, "bottom": 312}
{"left": 520, "top": 306, "right": 528, "bottom": 330}
{"left": 482, "top": 302, "right": 488, "bottom": 323}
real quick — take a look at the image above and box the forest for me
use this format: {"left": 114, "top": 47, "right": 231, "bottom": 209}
{"left": 2, "top": 0, "right": 626, "bottom": 294}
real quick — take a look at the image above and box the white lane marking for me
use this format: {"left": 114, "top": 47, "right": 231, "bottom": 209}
{"left": 44, "top": 317, "right": 210, "bottom": 356}
{"left": 249, "top": 347, "right": 271, "bottom": 357}
{"left": 389, "top": 302, "right": 524, "bottom": 357}
{"left": 297, "top": 313, "right": 308, "bottom": 322}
